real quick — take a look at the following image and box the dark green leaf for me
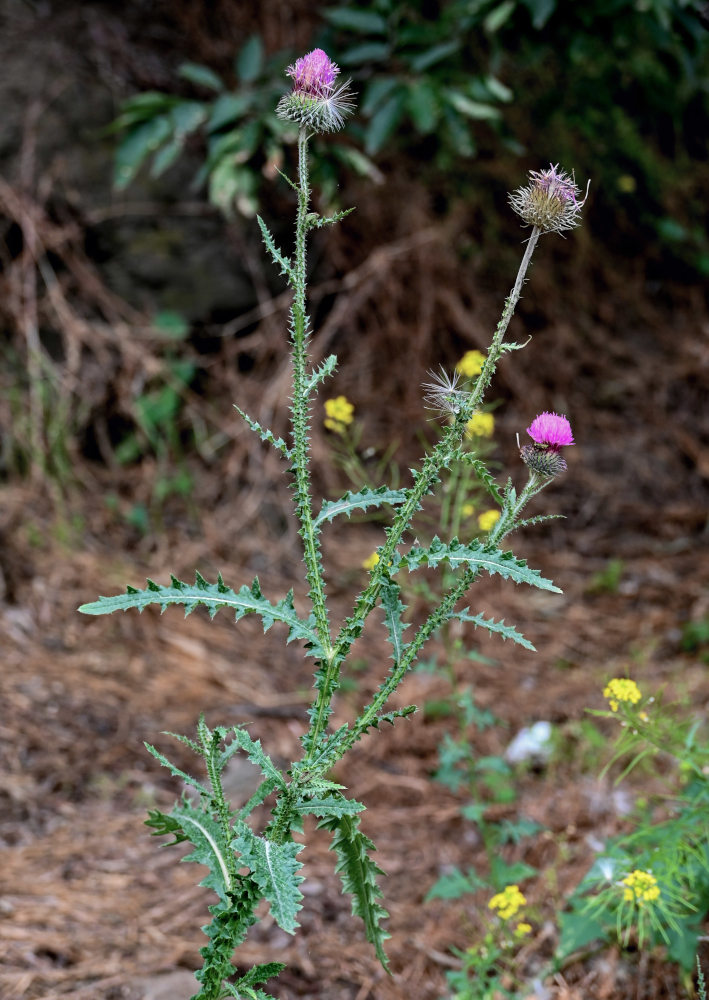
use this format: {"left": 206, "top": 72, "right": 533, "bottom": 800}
{"left": 208, "top": 93, "right": 253, "bottom": 132}
{"left": 408, "top": 41, "right": 460, "bottom": 73}
{"left": 365, "top": 91, "right": 405, "bottom": 155}
{"left": 114, "top": 116, "right": 172, "bottom": 189}
{"left": 236, "top": 35, "right": 263, "bottom": 83}
{"left": 322, "top": 8, "right": 388, "bottom": 33}
{"left": 178, "top": 62, "right": 224, "bottom": 92}
{"left": 339, "top": 42, "right": 391, "bottom": 66}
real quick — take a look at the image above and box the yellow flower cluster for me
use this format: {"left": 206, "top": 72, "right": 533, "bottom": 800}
{"left": 603, "top": 678, "right": 641, "bottom": 712}
{"left": 622, "top": 869, "right": 660, "bottom": 905}
{"left": 465, "top": 412, "right": 495, "bottom": 438}
{"left": 456, "top": 350, "right": 485, "bottom": 378}
{"left": 324, "top": 395, "right": 354, "bottom": 434}
{"left": 478, "top": 509, "right": 500, "bottom": 532}
{"left": 488, "top": 884, "right": 526, "bottom": 921}
{"left": 361, "top": 551, "right": 379, "bottom": 571}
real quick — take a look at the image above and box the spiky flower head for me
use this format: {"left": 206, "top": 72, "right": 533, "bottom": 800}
{"left": 509, "top": 163, "right": 588, "bottom": 234}
{"left": 276, "top": 48, "right": 355, "bottom": 133}
{"left": 520, "top": 411, "right": 574, "bottom": 478}
{"left": 422, "top": 367, "right": 470, "bottom": 417}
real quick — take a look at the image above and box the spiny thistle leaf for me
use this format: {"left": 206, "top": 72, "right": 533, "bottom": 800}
{"left": 314, "top": 486, "right": 408, "bottom": 529}
{"left": 79, "top": 575, "right": 323, "bottom": 654}
{"left": 379, "top": 577, "right": 409, "bottom": 664}
{"left": 145, "top": 742, "right": 211, "bottom": 798}
{"left": 319, "top": 814, "right": 390, "bottom": 972}
{"left": 293, "top": 792, "right": 365, "bottom": 819}
{"left": 145, "top": 808, "right": 188, "bottom": 846}
{"left": 256, "top": 214, "right": 294, "bottom": 280}
{"left": 232, "top": 825, "right": 304, "bottom": 934}
{"left": 451, "top": 609, "right": 536, "bottom": 651}
{"left": 514, "top": 513, "right": 565, "bottom": 530}
{"left": 232, "top": 962, "right": 286, "bottom": 990}
{"left": 303, "top": 354, "right": 338, "bottom": 394}
{"left": 307, "top": 206, "right": 356, "bottom": 228}
{"left": 234, "top": 405, "right": 292, "bottom": 458}
{"left": 237, "top": 778, "right": 279, "bottom": 822}
{"left": 397, "top": 537, "right": 562, "bottom": 593}
{"left": 170, "top": 801, "right": 235, "bottom": 902}
{"left": 216, "top": 726, "right": 287, "bottom": 791}
{"left": 464, "top": 457, "right": 504, "bottom": 505}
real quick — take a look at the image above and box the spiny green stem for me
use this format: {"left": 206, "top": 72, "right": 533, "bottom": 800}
{"left": 290, "top": 126, "right": 332, "bottom": 662}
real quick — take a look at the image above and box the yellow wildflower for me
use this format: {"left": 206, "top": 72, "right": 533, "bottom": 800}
{"left": 465, "top": 412, "right": 495, "bottom": 438}
{"left": 456, "top": 350, "right": 485, "bottom": 378}
{"left": 462, "top": 502, "right": 475, "bottom": 518}
{"left": 514, "top": 922, "right": 532, "bottom": 938}
{"left": 488, "top": 884, "right": 526, "bottom": 921}
{"left": 478, "top": 509, "right": 500, "bottom": 532}
{"left": 362, "top": 551, "right": 380, "bottom": 571}
{"left": 603, "top": 678, "right": 641, "bottom": 713}
{"left": 324, "top": 395, "right": 354, "bottom": 434}
{"left": 622, "top": 870, "right": 660, "bottom": 905}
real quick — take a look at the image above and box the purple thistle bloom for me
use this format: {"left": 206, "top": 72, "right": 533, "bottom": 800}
{"left": 526, "top": 411, "right": 574, "bottom": 450}
{"left": 277, "top": 48, "right": 355, "bottom": 133}
{"left": 287, "top": 49, "right": 339, "bottom": 98}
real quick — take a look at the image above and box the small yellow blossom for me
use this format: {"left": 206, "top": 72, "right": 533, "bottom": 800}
{"left": 362, "top": 551, "right": 380, "bottom": 571}
{"left": 324, "top": 395, "right": 354, "bottom": 434}
{"left": 456, "top": 349, "right": 485, "bottom": 378}
{"left": 465, "top": 412, "right": 495, "bottom": 438}
{"left": 462, "top": 502, "right": 475, "bottom": 518}
{"left": 514, "top": 922, "right": 532, "bottom": 938}
{"left": 603, "top": 678, "right": 642, "bottom": 712}
{"left": 488, "top": 884, "right": 526, "bottom": 921}
{"left": 622, "top": 870, "right": 660, "bottom": 905}
{"left": 478, "top": 509, "right": 500, "bottom": 532}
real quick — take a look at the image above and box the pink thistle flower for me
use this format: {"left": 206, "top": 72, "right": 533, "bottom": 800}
{"left": 526, "top": 411, "right": 574, "bottom": 449}
{"left": 277, "top": 49, "right": 355, "bottom": 133}
{"left": 521, "top": 412, "right": 574, "bottom": 478}
{"left": 287, "top": 49, "right": 339, "bottom": 99}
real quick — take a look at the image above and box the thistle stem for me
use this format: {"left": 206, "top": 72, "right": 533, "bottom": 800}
{"left": 290, "top": 127, "right": 332, "bottom": 660}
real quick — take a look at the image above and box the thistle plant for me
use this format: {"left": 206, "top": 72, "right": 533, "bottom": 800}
{"left": 80, "top": 49, "right": 588, "bottom": 1000}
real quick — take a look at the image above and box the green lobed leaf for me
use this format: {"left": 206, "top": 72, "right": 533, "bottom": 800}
{"left": 379, "top": 577, "right": 409, "bottom": 664}
{"left": 232, "top": 825, "right": 304, "bottom": 933}
{"left": 234, "top": 404, "right": 292, "bottom": 458}
{"left": 216, "top": 726, "right": 286, "bottom": 790}
{"left": 319, "top": 814, "right": 390, "bottom": 971}
{"left": 314, "top": 486, "right": 407, "bottom": 529}
{"left": 256, "top": 214, "right": 294, "bottom": 280}
{"left": 79, "top": 574, "right": 323, "bottom": 654}
{"left": 193, "top": 878, "right": 260, "bottom": 998}
{"left": 145, "top": 742, "right": 210, "bottom": 798}
{"left": 171, "top": 801, "right": 235, "bottom": 901}
{"left": 450, "top": 609, "right": 536, "bottom": 651}
{"left": 464, "top": 457, "right": 503, "bottom": 505}
{"left": 232, "top": 962, "right": 286, "bottom": 990}
{"left": 397, "top": 537, "right": 562, "bottom": 593}
{"left": 303, "top": 354, "right": 338, "bottom": 394}
{"left": 293, "top": 793, "right": 365, "bottom": 819}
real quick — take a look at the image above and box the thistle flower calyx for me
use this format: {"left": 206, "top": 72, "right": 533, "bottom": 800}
{"left": 509, "top": 163, "right": 589, "bottom": 235}
{"left": 276, "top": 48, "right": 355, "bottom": 133}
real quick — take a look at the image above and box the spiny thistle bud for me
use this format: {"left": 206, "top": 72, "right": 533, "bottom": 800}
{"left": 520, "top": 410, "right": 574, "bottom": 478}
{"left": 509, "top": 163, "right": 589, "bottom": 235}
{"left": 276, "top": 49, "right": 355, "bottom": 133}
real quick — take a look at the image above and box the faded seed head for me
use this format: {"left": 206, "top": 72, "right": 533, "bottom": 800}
{"left": 509, "top": 164, "right": 589, "bottom": 234}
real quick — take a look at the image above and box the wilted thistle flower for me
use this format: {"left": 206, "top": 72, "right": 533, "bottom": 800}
{"left": 509, "top": 163, "right": 588, "bottom": 235}
{"left": 520, "top": 410, "right": 574, "bottom": 477}
{"left": 276, "top": 48, "right": 355, "bottom": 133}
{"left": 422, "top": 367, "right": 470, "bottom": 417}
